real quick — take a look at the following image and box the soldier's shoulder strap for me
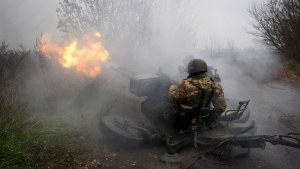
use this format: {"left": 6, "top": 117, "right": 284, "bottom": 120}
{"left": 187, "top": 75, "right": 216, "bottom": 109}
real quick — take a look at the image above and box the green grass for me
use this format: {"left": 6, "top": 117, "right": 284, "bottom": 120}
{"left": 0, "top": 101, "right": 79, "bottom": 169}
{"left": 0, "top": 42, "right": 93, "bottom": 169}
{"left": 284, "top": 60, "right": 300, "bottom": 76}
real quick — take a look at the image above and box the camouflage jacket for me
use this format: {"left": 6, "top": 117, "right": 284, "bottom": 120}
{"left": 169, "top": 74, "right": 226, "bottom": 116}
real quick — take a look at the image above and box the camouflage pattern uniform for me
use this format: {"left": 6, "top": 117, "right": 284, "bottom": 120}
{"left": 169, "top": 74, "right": 226, "bottom": 129}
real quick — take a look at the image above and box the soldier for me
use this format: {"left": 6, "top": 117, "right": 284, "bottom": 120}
{"left": 169, "top": 59, "right": 226, "bottom": 131}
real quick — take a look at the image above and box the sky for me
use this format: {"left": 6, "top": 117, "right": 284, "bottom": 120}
{"left": 193, "top": 0, "right": 260, "bottom": 48}
{"left": 0, "top": 0, "right": 59, "bottom": 48}
{"left": 0, "top": 0, "right": 266, "bottom": 49}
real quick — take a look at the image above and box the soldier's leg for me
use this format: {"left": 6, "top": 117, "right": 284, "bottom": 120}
{"left": 205, "top": 111, "right": 220, "bottom": 128}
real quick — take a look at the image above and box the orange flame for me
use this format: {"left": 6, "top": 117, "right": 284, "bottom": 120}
{"left": 39, "top": 32, "right": 109, "bottom": 77}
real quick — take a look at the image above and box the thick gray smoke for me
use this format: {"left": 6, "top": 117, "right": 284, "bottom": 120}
{"left": 1, "top": 0, "right": 299, "bottom": 156}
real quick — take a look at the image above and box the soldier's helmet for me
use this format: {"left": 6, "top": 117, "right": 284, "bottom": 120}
{"left": 187, "top": 59, "right": 208, "bottom": 74}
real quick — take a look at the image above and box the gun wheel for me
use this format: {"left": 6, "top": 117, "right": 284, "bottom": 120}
{"left": 158, "top": 153, "right": 184, "bottom": 163}
{"left": 101, "top": 114, "right": 157, "bottom": 142}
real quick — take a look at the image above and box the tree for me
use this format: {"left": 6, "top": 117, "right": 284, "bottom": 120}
{"left": 56, "top": 0, "right": 159, "bottom": 54}
{"left": 249, "top": 0, "right": 300, "bottom": 61}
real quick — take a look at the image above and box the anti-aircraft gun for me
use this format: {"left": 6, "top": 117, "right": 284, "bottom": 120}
{"left": 101, "top": 65, "right": 300, "bottom": 167}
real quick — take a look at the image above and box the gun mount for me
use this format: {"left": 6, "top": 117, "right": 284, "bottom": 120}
{"left": 129, "top": 67, "right": 220, "bottom": 98}
{"left": 129, "top": 72, "right": 172, "bottom": 98}
{"left": 101, "top": 66, "right": 300, "bottom": 167}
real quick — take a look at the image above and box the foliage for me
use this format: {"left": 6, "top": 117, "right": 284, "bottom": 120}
{"left": 284, "top": 60, "right": 300, "bottom": 76}
{"left": 0, "top": 42, "right": 80, "bottom": 169}
{"left": 0, "top": 41, "right": 30, "bottom": 89}
{"left": 0, "top": 102, "right": 80, "bottom": 169}
{"left": 249, "top": 0, "right": 300, "bottom": 61}
{"left": 56, "top": 0, "right": 159, "bottom": 50}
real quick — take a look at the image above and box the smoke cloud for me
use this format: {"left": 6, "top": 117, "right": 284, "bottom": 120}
{"left": 0, "top": 2, "right": 299, "bottom": 166}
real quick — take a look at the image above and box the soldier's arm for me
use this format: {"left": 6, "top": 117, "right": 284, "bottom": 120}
{"left": 211, "top": 83, "right": 227, "bottom": 116}
{"left": 168, "top": 80, "right": 186, "bottom": 103}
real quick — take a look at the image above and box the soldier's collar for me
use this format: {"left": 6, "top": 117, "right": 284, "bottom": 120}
{"left": 187, "top": 72, "right": 207, "bottom": 79}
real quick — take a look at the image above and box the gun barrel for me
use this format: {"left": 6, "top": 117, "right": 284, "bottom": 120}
{"left": 275, "top": 135, "right": 300, "bottom": 148}
{"left": 230, "top": 134, "right": 300, "bottom": 149}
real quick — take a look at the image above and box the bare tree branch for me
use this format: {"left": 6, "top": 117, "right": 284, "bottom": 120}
{"left": 249, "top": 0, "right": 300, "bottom": 61}
{"left": 56, "top": 0, "right": 159, "bottom": 53}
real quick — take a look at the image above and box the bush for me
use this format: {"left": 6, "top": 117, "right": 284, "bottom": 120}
{"left": 0, "top": 102, "right": 78, "bottom": 169}
{"left": 249, "top": 0, "right": 300, "bottom": 61}
{"left": 284, "top": 60, "right": 300, "bottom": 76}
{"left": 0, "top": 42, "right": 79, "bottom": 169}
